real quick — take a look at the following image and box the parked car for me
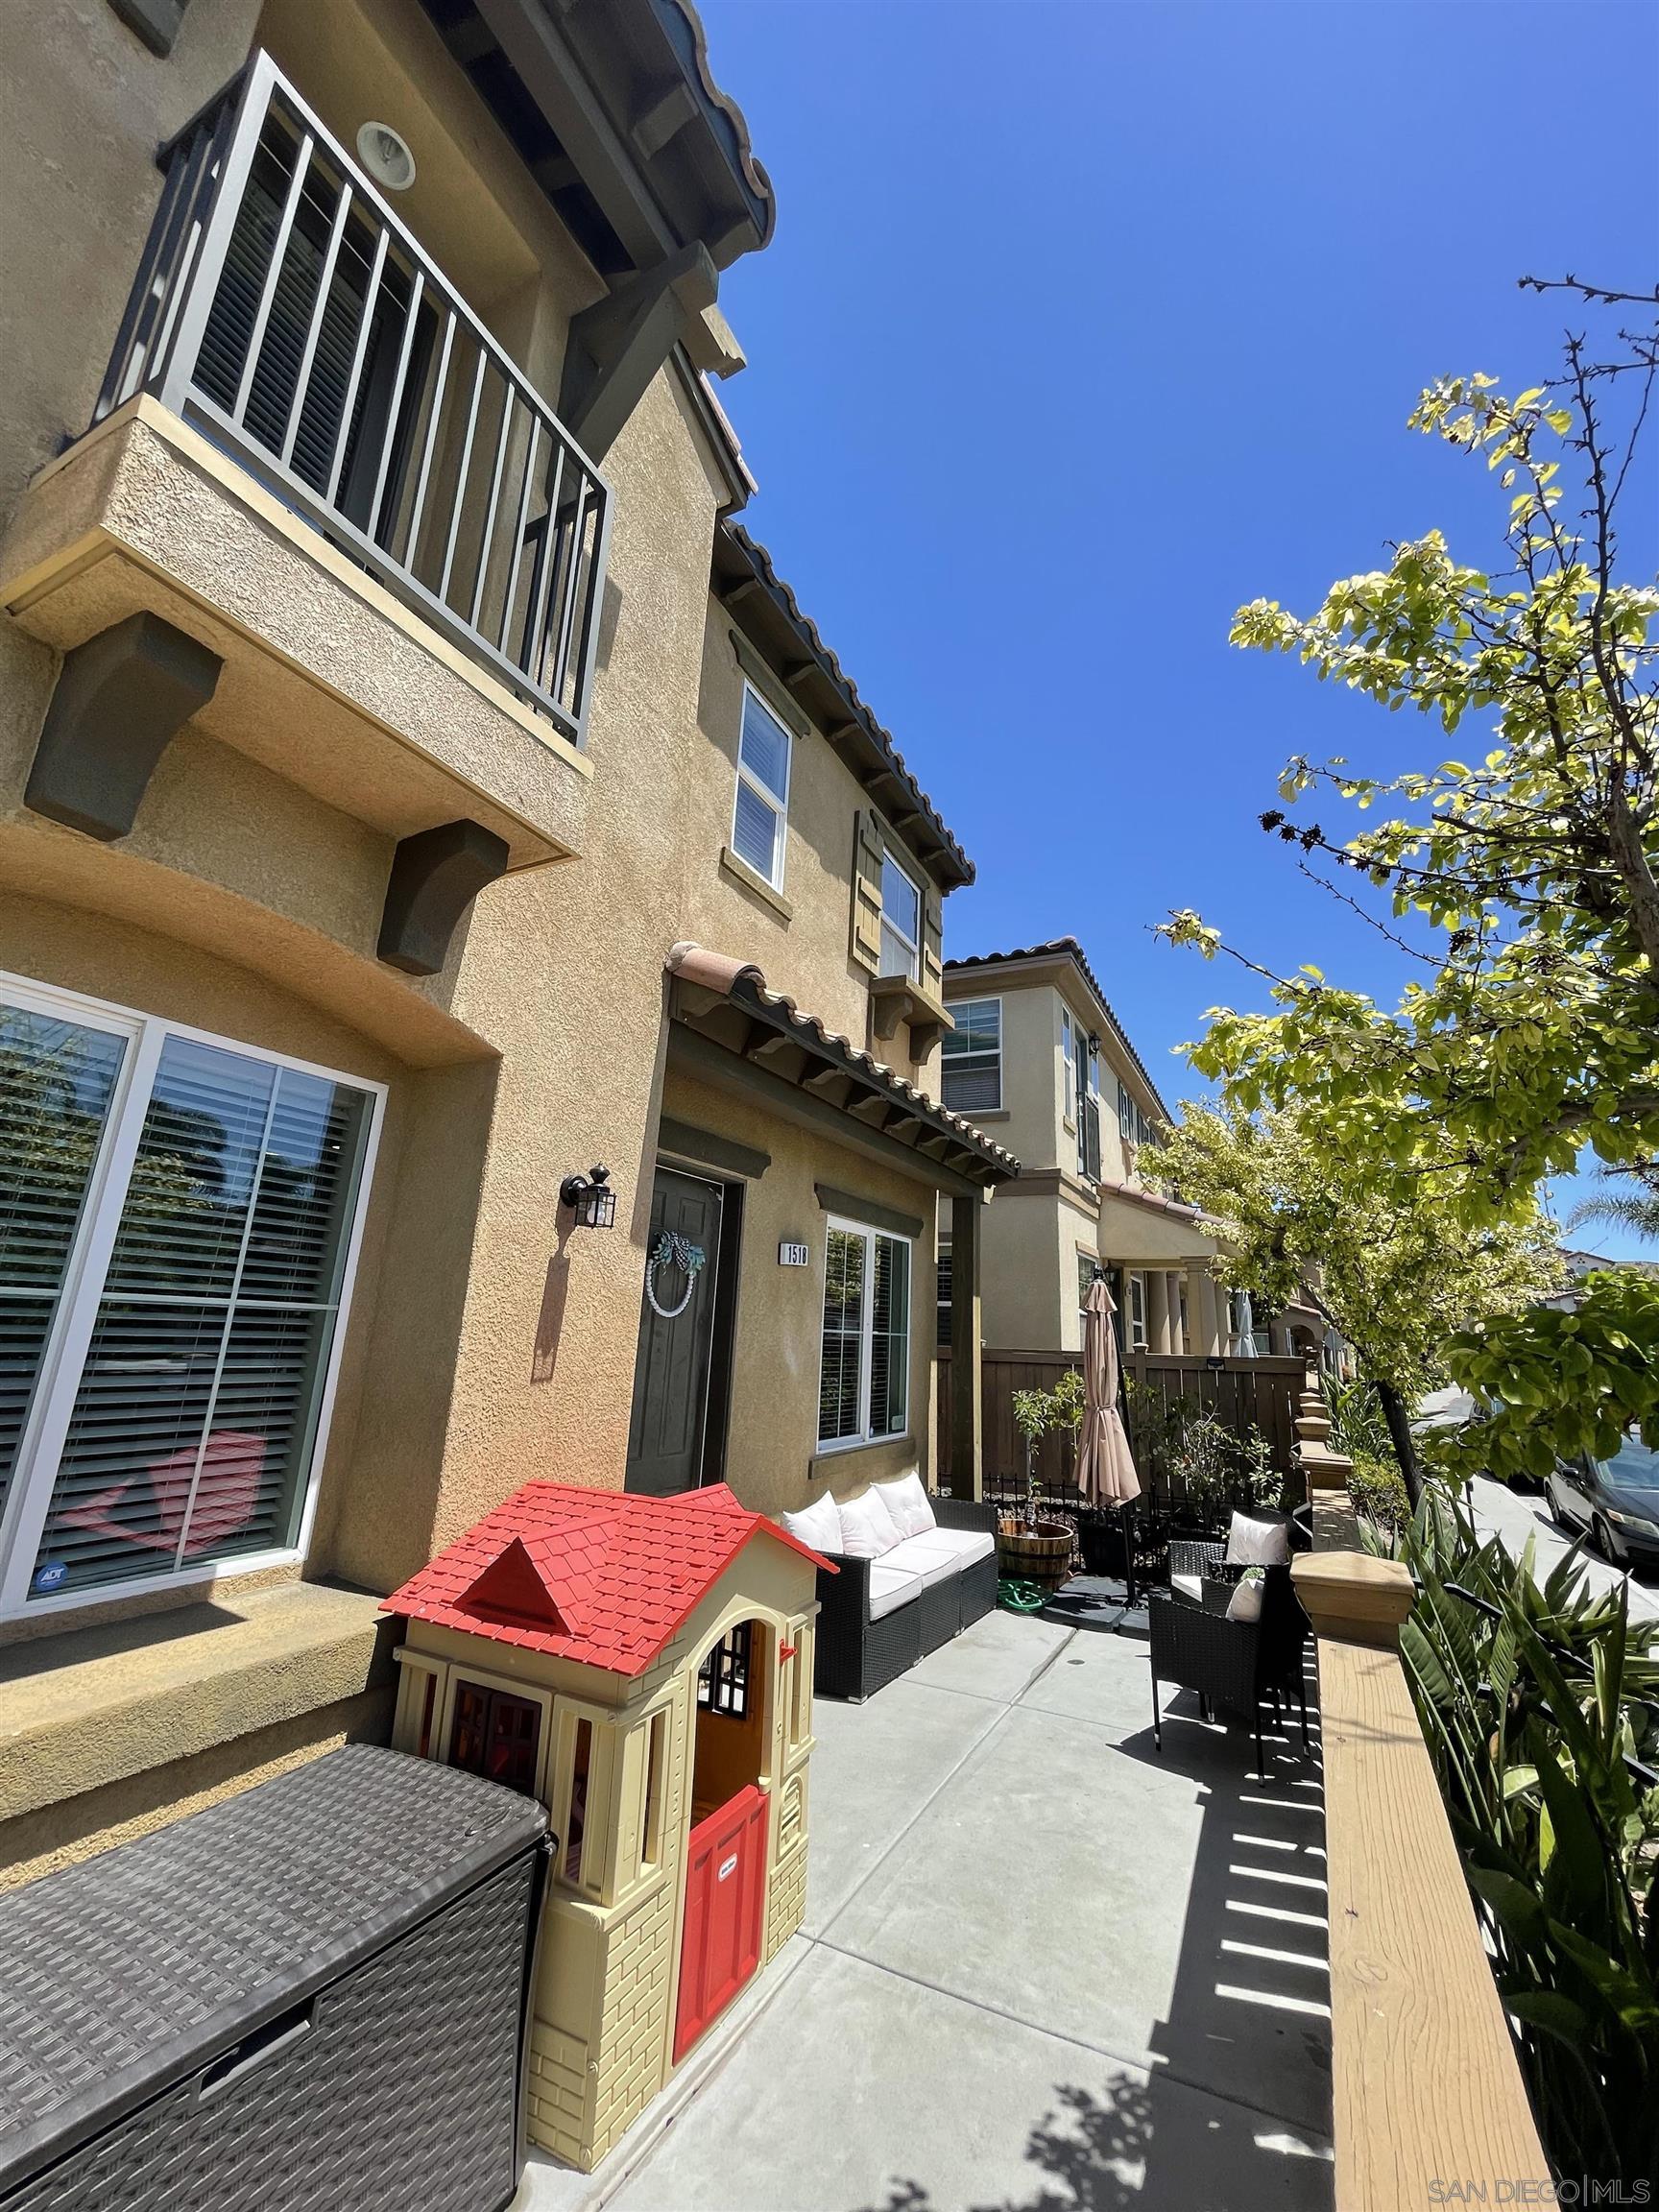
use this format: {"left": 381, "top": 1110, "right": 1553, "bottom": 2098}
{"left": 1547, "top": 1434, "right": 1659, "bottom": 1571}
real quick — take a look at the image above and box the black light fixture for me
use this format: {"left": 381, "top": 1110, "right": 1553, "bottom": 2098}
{"left": 559, "top": 1164, "right": 616, "bottom": 1228}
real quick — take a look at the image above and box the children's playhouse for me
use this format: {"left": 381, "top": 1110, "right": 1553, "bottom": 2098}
{"left": 382, "top": 1480, "right": 829, "bottom": 2173}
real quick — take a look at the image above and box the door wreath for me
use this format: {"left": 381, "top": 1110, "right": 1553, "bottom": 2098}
{"left": 645, "top": 1231, "right": 708, "bottom": 1319}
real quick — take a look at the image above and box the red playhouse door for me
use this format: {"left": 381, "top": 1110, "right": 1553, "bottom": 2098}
{"left": 674, "top": 1784, "right": 769, "bottom": 2061}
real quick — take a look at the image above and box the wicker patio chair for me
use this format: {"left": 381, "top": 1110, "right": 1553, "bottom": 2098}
{"left": 1148, "top": 1591, "right": 1269, "bottom": 1773}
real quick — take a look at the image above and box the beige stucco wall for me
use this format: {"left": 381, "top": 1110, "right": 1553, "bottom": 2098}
{"left": 0, "top": 0, "right": 982, "bottom": 1887}
{"left": 659, "top": 1069, "right": 941, "bottom": 1514}
{"left": 681, "top": 604, "right": 944, "bottom": 1095}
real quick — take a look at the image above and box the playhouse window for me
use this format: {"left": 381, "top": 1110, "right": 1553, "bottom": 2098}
{"left": 448, "top": 1677, "right": 542, "bottom": 1796}
{"left": 639, "top": 1709, "right": 668, "bottom": 1874}
{"left": 697, "top": 1622, "right": 752, "bottom": 1718}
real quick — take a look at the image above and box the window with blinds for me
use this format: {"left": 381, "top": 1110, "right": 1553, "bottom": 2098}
{"left": 940, "top": 998, "right": 1000, "bottom": 1115}
{"left": 0, "top": 980, "right": 379, "bottom": 1613}
{"left": 817, "top": 1219, "right": 910, "bottom": 1449}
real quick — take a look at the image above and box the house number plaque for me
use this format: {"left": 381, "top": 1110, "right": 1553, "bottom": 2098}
{"left": 778, "top": 1240, "right": 810, "bottom": 1267}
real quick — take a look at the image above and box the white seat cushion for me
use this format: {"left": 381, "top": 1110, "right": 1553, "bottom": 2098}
{"left": 837, "top": 1484, "right": 904, "bottom": 1559}
{"left": 876, "top": 1470, "right": 937, "bottom": 1540}
{"left": 880, "top": 1534, "right": 961, "bottom": 1592}
{"left": 916, "top": 1526, "right": 995, "bottom": 1571}
{"left": 1225, "top": 1511, "right": 1290, "bottom": 1567}
{"left": 867, "top": 1562, "right": 925, "bottom": 1621}
{"left": 1170, "top": 1570, "right": 1204, "bottom": 1604}
{"left": 780, "top": 1488, "right": 842, "bottom": 1554}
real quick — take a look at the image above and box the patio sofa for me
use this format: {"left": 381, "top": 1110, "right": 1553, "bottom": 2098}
{"left": 781, "top": 1473, "right": 998, "bottom": 1701}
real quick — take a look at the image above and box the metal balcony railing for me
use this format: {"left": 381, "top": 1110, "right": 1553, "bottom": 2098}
{"left": 94, "top": 53, "right": 612, "bottom": 744}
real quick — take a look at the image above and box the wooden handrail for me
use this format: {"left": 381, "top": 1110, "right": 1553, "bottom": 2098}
{"left": 1290, "top": 1380, "right": 1551, "bottom": 2209}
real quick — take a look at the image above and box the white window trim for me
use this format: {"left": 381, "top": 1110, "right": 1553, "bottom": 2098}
{"left": 941, "top": 994, "right": 1002, "bottom": 1115}
{"left": 877, "top": 848, "right": 923, "bottom": 982}
{"left": 1127, "top": 1271, "right": 1149, "bottom": 1352}
{"left": 733, "top": 679, "right": 792, "bottom": 892}
{"left": 0, "top": 968, "right": 386, "bottom": 1622}
{"left": 1061, "top": 1007, "right": 1074, "bottom": 1129}
{"left": 816, "top": 1214, "right": 912, "bottom": 1451}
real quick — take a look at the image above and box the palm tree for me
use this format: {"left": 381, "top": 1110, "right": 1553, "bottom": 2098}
{"left": 1565, "top": 1164, "right": 1659, "bottom": 1246}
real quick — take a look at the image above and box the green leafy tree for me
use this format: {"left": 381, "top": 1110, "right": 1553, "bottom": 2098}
{"left": 1162, "top": 278, "right": 1659, "bottom": 1480}
{"left": 1148, "top": 1104, "right": 1559, "bottom": 1503}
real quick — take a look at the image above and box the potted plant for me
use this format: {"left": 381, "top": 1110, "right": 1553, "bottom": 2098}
{"left": 1000, "top": 1380, "right": 1077, "bottom": 1590}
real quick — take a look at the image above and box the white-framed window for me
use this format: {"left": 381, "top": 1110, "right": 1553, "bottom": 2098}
{"left": 817, "top": 1217, "right": 911, "bottom": 1448}
{"left": 1127, "top": 1271, "right": 1149, "bottom": 1351}
{"left": 1061, "top": 1008, "right": 1074, "bottom": 1126}
{"left": 0, "top": 971, "right": 382, "bottom": 1618}
{"left": 731, "top": 682, "right": 792, "bottom": 889}
{"left": 877, "top": 850, "right": 922, "bottom": 982}
{"left": 940, "top": 997, "right": 1000, "bottom": 1114}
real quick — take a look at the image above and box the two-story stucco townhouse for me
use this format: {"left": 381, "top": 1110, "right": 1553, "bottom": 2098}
{"left": 940, "top": 939, "right": 1222, "bottom": 1355}
{"left": 938, "top": 939, "right": 1336, "bottom": 1364}
{"left": 0, "top": 0, "right": 1013, "bottom": 1886}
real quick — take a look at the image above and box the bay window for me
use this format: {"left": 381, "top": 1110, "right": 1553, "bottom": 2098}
{"left": 0, "top": 974, "right": 380, "bottom": 1614}
{"left": 818, "top": 1219, "right": 911, "bottom": 1448}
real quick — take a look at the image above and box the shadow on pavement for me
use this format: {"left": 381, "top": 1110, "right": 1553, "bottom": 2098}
{"left": 857, "top": 1668, "right": 1333, "bottom": 2212}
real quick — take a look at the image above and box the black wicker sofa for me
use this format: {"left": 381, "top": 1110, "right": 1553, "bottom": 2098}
{"left": 800, "top": 1492, "right": 999, "bottom": 1702}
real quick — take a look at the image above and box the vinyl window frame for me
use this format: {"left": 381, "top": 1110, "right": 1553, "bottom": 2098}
{"left": 0, "top": 968, "right": 385, "bottom": 1622}
{"left": 939, "top": 995, "right": 1002, "bottom": 1116}
{"left": 1126, "top": 1271, "right": 1149, "bottom": 1352}
{"left": 816, "top": 1214, "right": 913, "bottom": 1451}
{"left": 1061, "top": 1007, "right": 1075, "bottom": 1128}
{"left": 731, "top": 678, "right": 793, "bottom": 892}
{"left": 877, "top": 847, "right": 923, "bottom": 983}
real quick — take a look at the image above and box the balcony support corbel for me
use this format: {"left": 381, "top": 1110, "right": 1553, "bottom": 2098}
{"left": 558, "top": 243, "right": 718, "bottom": 463}
{"left": 25, "top": 611, "right": 221, "bottom": 841}
{"left": 377, "top": 819, "right": 510, "bottom": 977}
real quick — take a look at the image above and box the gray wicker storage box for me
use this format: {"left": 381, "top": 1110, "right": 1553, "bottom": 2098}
{"left": 0, "top": 1743, "right": 548, "bottom": 2212}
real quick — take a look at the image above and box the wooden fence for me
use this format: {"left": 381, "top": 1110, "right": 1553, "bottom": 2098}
{"left": 935, "top": 1348, "right": 1305, "bottom": 1500}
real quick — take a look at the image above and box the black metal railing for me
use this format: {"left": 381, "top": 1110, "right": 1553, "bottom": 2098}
{"left": 94, "top": 53, "right": 611, "bottom": 743}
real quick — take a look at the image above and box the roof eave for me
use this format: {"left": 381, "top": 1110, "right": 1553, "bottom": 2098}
{"left": 712, "top": 524, "right": 975, "bottom": 893}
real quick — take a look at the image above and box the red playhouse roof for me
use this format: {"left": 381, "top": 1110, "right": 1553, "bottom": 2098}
{"left": 382, "top": 1480, "right": 831, "bottom": 1677}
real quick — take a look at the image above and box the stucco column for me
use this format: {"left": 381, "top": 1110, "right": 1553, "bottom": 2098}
{"left": 1147, "top": 1269, "right": 1173, "bottom": 1356}
{"left": 948, "top": 1190, "right": 983, "bottom": 1500}
{"left": 1188, "top": 1266, "right": 1223, "bottom": 1356}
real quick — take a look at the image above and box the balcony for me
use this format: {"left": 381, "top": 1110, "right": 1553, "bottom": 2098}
{"left": 1, "top": 54, "right": 611, "bottom": 872}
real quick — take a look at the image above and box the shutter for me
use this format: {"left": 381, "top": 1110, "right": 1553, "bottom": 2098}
{"left": 850, "top": 809, "right": 884, "bottom": 973}
{"left": 921, "top": 884, "right": 945, "bottom": 998}
{"left": 1085, "top": 1095, "right": 1102, "bottom": 1180}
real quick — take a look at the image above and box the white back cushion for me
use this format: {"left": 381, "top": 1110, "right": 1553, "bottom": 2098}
{"left": 780, "top": 1488, "right": 843, "bottom": 1554}
{"left": 877, "top": 1470, "right": 937, "bottom": 1540}
{"left": 1225, "top": 1511, "right": 1290, "bottom": 1567}
{"left": 837, "top": 1484, "right": 903, "bottom": 1558}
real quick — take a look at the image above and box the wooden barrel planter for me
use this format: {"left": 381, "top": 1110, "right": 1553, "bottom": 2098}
{"left": 997, "top": 1516, "right": 1073, "bottom": 1590}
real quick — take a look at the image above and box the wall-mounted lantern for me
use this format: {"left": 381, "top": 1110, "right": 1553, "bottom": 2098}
{"left": 559, "top": 1164, "right": 616, "bottom": 1229}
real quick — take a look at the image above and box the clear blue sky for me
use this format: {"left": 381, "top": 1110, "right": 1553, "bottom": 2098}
{"left": 700, "top": 0, "right": 1659, "bottom": 1254}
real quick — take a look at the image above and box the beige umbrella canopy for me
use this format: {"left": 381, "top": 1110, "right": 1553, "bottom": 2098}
{"left": 1077, "top": 1272, "right": 1141, "bottom": 1506}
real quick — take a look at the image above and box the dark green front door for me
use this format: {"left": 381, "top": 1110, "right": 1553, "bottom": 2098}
{"left": 625, "top": 1167, "right": 725, "bottom": 1496}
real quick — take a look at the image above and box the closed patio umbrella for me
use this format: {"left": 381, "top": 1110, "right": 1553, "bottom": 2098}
{"left": 1078, "top": 1271, "right": 1141, "bottom": 1509}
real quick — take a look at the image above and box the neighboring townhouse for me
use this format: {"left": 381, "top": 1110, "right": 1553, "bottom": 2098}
{"left": 939, "top": 939, "right": 1226, "bottom": 1356}
{"left": 939, "top": 939, "right": 1338, "bottom": 1365}
{"left": 0, "top": 0, "right": 1011, "bottom": 1886}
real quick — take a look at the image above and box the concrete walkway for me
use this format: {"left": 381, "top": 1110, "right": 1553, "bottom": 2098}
{"left": 519, "top": 1612, "right": 1334, "bottom": 2212}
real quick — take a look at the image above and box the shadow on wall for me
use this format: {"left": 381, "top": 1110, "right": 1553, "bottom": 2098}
{"left": 859, "top": 1668, "right": 1334, "bottom": 2212}
{"left": 531, "top": 1218, "right": 581, "bottom": 1385}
